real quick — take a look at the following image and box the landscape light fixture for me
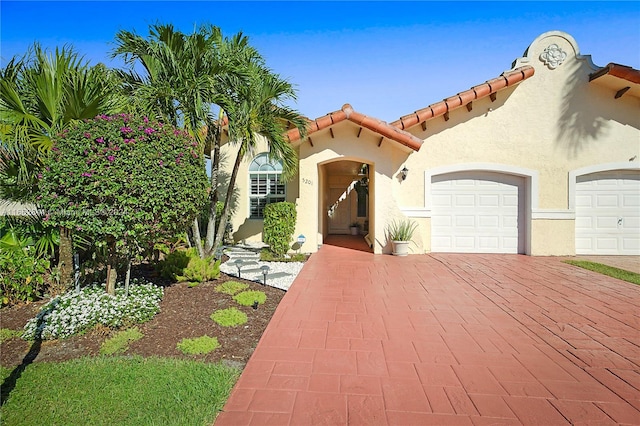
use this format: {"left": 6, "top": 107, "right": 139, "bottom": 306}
{"left": 401, "top": 166, "right": 409, "bottom": 180}
{"left": 234, "top": 259, "right": 243, "bottom": 278}
{"left": 260, "top": 265, "right": 270, "bottom": 286}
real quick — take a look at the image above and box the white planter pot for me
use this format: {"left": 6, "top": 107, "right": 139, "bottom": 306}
{"left": 350, "top": 227, "right": 359, "bottom": 235}
{"left": 392, "top": 240, "right": 410, "bottom": 256}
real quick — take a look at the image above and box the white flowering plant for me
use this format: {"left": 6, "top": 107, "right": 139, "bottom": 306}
{"left": 23, "top": 279, "right": 163, "bottom": 340}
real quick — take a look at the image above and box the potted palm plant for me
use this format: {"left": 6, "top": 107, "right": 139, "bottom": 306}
{"left": 387, "top": 219, "right": 418, "bottom": 256}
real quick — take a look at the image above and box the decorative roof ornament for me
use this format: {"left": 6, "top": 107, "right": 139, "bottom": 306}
{"left": 540, "top": 44, "right": 567, "bottom": 69}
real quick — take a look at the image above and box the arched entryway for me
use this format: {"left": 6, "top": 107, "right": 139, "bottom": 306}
{"left": 319, "top": 159, "right": 373, "bottom": 252}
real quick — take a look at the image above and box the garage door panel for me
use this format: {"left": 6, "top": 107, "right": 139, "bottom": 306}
{"left": 623, "top": 194, "right": 639, "bottom": 207}
{"left": 455, "top": 216, "right": 476, "bottom": 227}
{"left": 455, "top": 194, "right": 475, "bottom": 206}
{"left": 479, "top": 215, "right": 499, "bottom": 228}
{"left": 575, "top": 194, "right": 593, "bottom": 208}
{"left": 596, "top": 194, "right": 619, "bottom": 207}
{"left": 624, "top": 217, "right": 640, "bottom": 229}
{"left": 596, "top": 217, "right": 619, "bottom": 229}
{"left": 575, "top": 170, "right": 640, "bottom": 255}
{"left": 432, "top": 172, "right": 524, "bottom": 254}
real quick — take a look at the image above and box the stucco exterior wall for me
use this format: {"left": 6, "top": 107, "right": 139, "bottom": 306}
{"left": 296, "top": 121, "right": 415, "bottom": 254}
{"left": 221, "top": 31, "right": 638, "bottom": 257}
{"left": 398, "top": 31, "right": 639, "bottom": 255}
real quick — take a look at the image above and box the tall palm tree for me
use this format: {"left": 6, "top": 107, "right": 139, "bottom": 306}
{"left": 213, "top": 64, "right": 307, "bottom": 254}
{"left": 0, "top": 43, "right": 126, "bottom": 289}
{"left": 112, "top": 24, "right": 261, "bottom": 258}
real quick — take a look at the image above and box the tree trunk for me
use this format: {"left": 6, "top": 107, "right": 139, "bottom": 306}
{"left": 191, "top": 218, "right": 204, "bottom": 258}
{"left": 124, "top": 258, "right": 132, "bottom": 297}
{"left": 204, "top": 115, "right": 223, "bottom": 257}
{"left": 57, "top": 227, "right": 74, "bottom": 294}
{"left": 105, "top": 236, "right": 117, "bottom": 295}
{"left": 212, "top": 147, "right": 243, "bottom": 256}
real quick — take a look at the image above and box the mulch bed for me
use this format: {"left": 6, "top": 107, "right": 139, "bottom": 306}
{"left": 0, "top": 271, "right": 285, "bottom": 369}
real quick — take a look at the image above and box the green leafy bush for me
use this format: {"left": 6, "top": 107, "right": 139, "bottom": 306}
{"left": 210, "top": 307, "right": 247, "bottom": 327}
{"left": 215, "top": 281, "right": 249, "bottom": 295}
{"left": 158, "top": 248, "right": 220, "bottom": 283}
{"left": 233, "top": 290, "right": 267, "bottom": 307}
{"left": 0, "top": 245, "right": 50, "bottom": 306}
{"left": 100, "top": 327, "right": 144, "bottom": 355}
{"left": 23, "top": 279, "right": 163, "bottom": 340}
{"left": 263, "top": 202, "right": 297, "bottom": 256}
{"left": 177, "top": 335, "right": 220, "bottom": 355}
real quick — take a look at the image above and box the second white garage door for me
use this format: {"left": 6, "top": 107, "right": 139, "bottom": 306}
{"left": 575, "top": 170, "right": 640, "bottom": 255}
{"left": 431, "top": 171, "right": 525, "bottom": 253}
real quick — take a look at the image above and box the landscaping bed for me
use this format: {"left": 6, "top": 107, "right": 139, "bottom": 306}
{"left": 0, "top": 269, "right": 285, "bottom": 369}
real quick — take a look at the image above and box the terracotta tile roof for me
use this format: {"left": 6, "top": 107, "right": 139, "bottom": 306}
{"left": 285, "top": 104, "right": 423, "bottom": 151}
{"left": 589, "top": 63, "right": 640, "bottom": 84}
{"left": 391, "top": 66, "right": 535, "bottom": 130}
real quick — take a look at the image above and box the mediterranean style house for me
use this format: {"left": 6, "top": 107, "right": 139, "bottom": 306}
{"left": 225, "top": 30, "right": 640, "bottom": 256}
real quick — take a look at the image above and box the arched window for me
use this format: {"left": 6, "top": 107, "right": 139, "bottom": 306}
{"left": 249, "top": 153, "right": 285, "bottom": 219}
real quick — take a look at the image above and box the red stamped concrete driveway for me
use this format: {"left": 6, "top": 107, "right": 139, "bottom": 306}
{"left": 216, "top": 245, "right": 640, "bottom": 425}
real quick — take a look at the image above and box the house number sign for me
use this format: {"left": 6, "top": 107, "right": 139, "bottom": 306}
{"left": 302, "top": 178, "right": 313, "bottom": 185}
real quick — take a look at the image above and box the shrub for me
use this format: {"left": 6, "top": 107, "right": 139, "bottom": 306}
{"left": 259, "top": 249, "right": 308, "bottom": 262}
{"left": 215, "top": 281, "right": 249, "bottom": 295}
{"left": 38, "top": 114, "right": 209, "bottom": 294}
{"left": 177, "top": 335, "right": 220, "bottom": 355}
{"left": 0, "top": 328, "right": 22, "bottom": 343}
{"left": 263, "top": 202, "right": 296, "bottom": 256}
{"left": 0, "top": 245, "right": 50, "bottom": 306}
{"left": 233, "top": 290, "right": 267, "bottom": 307}
{"left": 210, "top": 307, "right": 247, "bottom": 327}
{"left": 158, "top": 248, "right": 220, "bottom": 283}
{"left": 22, "top": 279, "right": 163, "bottom": 340}
{"left": 100, "top": 327, "right": 144, "bottom": 355}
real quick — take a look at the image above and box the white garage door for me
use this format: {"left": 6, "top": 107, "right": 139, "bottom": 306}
{"left": 431, "top": 171, "right": 525, "bottom": 253}
{"left": 575, "top": 170, "right": 640, "bottom": 255}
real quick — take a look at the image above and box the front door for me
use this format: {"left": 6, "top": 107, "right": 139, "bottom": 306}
{"left": 328, "top": 187, "right": 351, "bottom": 234}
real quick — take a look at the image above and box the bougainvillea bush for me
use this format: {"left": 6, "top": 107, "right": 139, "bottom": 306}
{"left": 38, "top": 114, "right": 209, "bottom": 292}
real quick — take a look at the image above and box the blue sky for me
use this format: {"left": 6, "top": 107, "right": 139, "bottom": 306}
{"left": 2, "top": 1, "right": 639, "bottom": 121}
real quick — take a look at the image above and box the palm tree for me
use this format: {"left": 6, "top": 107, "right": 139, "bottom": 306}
{"left": 112, "top": 24, "right": 260, "bottom": 258}
{"left": 0, "top": 43, "right": 126, "bottom": 289}
{"left": 212, "top": 64, "right": 307, "bottom": 254}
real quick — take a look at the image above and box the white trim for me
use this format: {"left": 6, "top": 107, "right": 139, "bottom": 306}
{"left": 568, "top": 162, "right": 640, "bottom": 210}
{"left": 531, "top": 209, "right": 575, "bottom": 220}
{"left": 400, "top": 208, "right": 431, "bottom": 218}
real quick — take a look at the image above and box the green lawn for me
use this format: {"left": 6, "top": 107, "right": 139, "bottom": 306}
{"left": 564, "top": 260, "right": 640, "bottom": 285}
{"left": 0, "top": 356, "right": 239, "bottom": 426}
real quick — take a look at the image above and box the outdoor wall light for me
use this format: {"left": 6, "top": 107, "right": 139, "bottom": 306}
{"left": 234, "top": 259, "right": 244, "bottom": 278}
{"left": 260, "top": 265, "right": 270, "bottom": 286}
{"left": 401, "top": 166, "right": 409, "bottom": 180}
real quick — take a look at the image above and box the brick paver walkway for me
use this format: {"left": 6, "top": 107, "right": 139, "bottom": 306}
{"left": 215, "top": 245, "right": 640, "bottom": 425}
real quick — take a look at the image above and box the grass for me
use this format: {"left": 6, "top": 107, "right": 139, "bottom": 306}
{"left": 99, "top": 328, "right": 144, "bottom": 355}
{"left": 0, "top": 356, "right": 239, "bottom": 426}
{"left": 564, "top": 260, "right": 640, "bottom": 285}
{"left": 177, "top": 335, "right": 220, "bottom": 355}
